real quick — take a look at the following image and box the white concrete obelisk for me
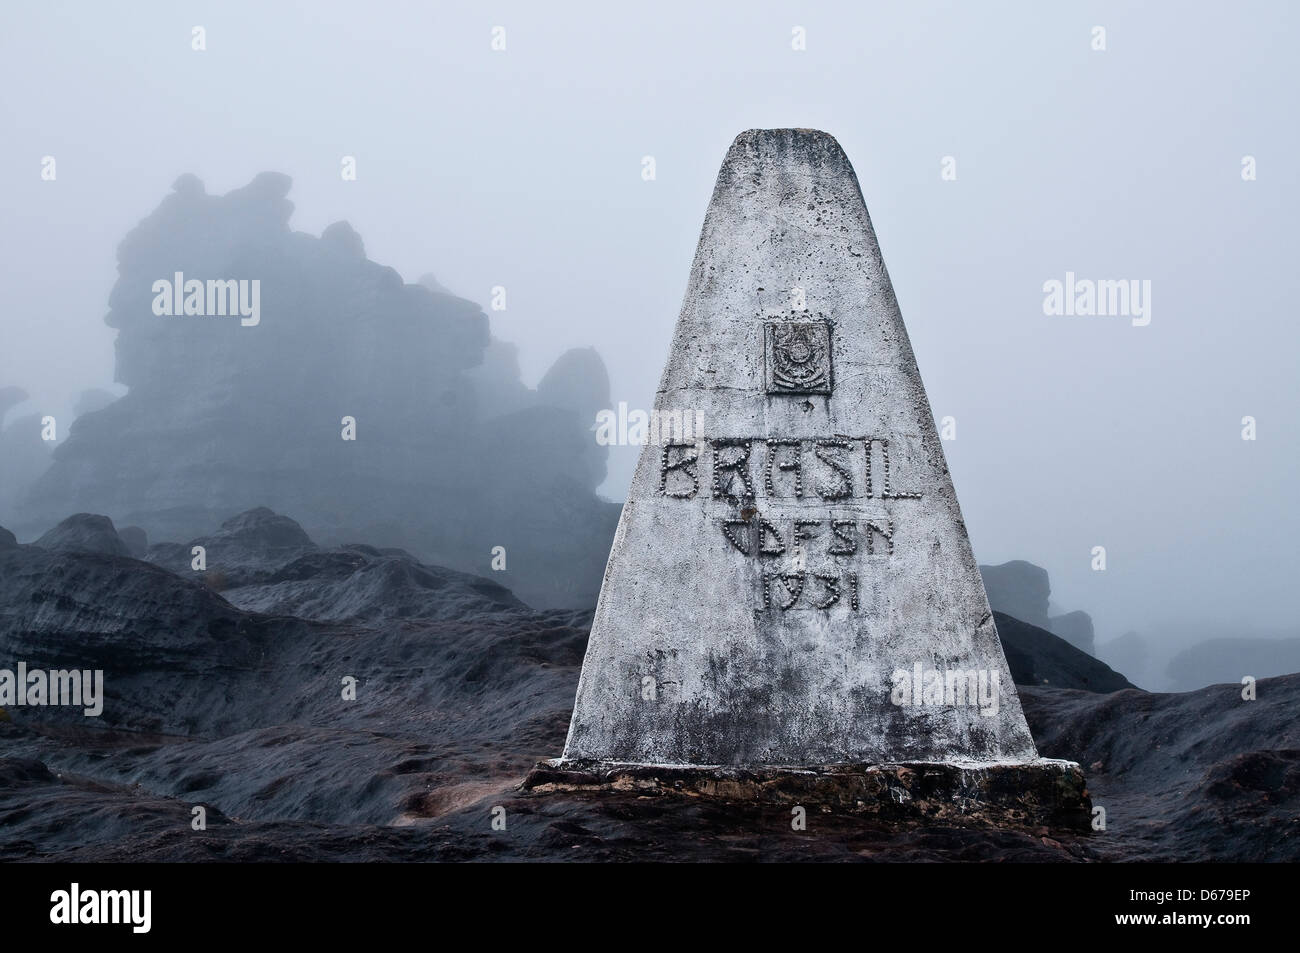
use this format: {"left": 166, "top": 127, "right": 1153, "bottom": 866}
{"left": 561, "top": 129, "right": 1039, "bottom": 768}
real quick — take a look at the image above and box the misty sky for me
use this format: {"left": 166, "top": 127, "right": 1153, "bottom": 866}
{"left": 1, "top": 1, "right": 1297, "bottom": 646}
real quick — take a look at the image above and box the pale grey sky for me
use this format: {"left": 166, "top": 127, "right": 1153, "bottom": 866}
{"left": 1, "top": 0, "right": 1296, "bottom": 645}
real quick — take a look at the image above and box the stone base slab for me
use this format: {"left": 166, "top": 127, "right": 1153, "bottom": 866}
{"left": 521, "top": 757, "right": 1091, "bottom": 831}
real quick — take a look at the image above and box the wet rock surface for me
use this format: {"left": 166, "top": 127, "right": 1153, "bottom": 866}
{"left": 0, "top": 513, "right": 1295, "bottom": 861}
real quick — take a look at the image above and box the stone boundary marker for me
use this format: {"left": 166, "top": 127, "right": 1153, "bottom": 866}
{"left": 524, "top": 129, "right": 1088, "bottom": 829}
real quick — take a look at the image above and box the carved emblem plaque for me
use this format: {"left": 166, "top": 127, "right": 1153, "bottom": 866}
{"left": 764, "top": 320, "right": 833, "bottom": 395}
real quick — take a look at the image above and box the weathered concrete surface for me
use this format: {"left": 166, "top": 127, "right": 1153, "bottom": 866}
{"left": 562, "top": 129, "right": 1041, "bottom": 767}
{"left": 522, "top": 758, "right": 1091, "bottom": 831}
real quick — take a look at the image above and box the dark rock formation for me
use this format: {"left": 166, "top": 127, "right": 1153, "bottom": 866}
{"left": 0, "top": 543, "right": 259, "bottom": 738}
{"left": 995, "top": 612, "right": 1134, "bottom": 692}
{"left": 0, "top": 516, "right": 586, "bottom": 765}
{"left": 2, "top": 522, "right": 1294, "bottom": 862}
{"left": 148, "top": 506, "right": 317, "bottom": 587}
{"left": 34, "top": 513, "right": 130, "bottom": 556}
{"left": 145, "top": 507, "right": 523, "bottom": 623}
{"left": 0, "top": 525, "right": 16, "bottom": 549}
{"left": 534, "top": 346, "right": 611, "bottom": 489}
{"left": 225, "top": 546, "right": 525, "bottom": 624}
{"left": 1048, "top": 609, "right": 1096, "bottom": 656}
{"left": 979, "top": 560, "right": 1051, "bottom": 630}
{"left": 981, "top": 561, "right": 1097, "bottom": 657}
{"left": 118, "top": 525, "right": 148, "bottom": 557}
{"left": 464, "top": 336, "right": 534, "bottom": 419}
{"left": 73, "top": 388, "right": 118, "bottom": 418}
{"left": 24, "top": 174, "right": 619, "bottom": 608}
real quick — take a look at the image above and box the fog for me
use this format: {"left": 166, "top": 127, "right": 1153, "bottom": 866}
{"left": 2, "top": 1, "right": 1297, "bottom": 654}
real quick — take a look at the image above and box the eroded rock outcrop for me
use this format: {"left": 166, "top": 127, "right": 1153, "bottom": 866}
{"left": 1048, "top": 609, "right": 1096, "bottom": 656}
{"left": 979, "top": 560, "right": 1051, "bottom": 630}
{"left": 34, "top": 513, "right": 130, "bottom": 557}
{"left": 1, "top": 523, "right": 1294, "bottom": 861}
{"left": 147, "top": 507, "right": 524, "bottom": 623}
{"left": 980, "top": 560, "right": 1098, "bottom": 656}
{"left": 25, "top": 174, "right": 618, "bottom": 608}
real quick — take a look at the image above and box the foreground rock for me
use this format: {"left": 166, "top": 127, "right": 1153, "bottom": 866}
{"left": 0, "top": 518, "right": 1295, "bottom": 861}
{"left": 1023, "top": 676, "right": 1300, "bottom": 861}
